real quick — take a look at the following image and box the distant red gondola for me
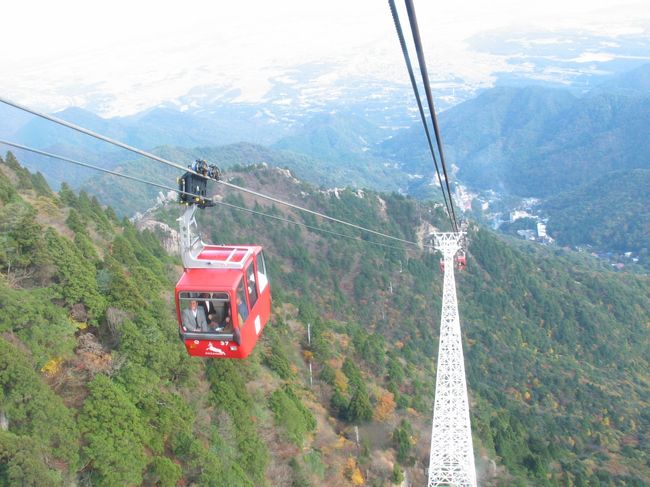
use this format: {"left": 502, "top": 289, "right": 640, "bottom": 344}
{"left": 456, "top": 251, "right": 467, "bottom": 271}
{"left": 439, "top": 250, "right": 467, "bottom": 272}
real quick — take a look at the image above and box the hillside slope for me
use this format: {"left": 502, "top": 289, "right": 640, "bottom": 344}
{"left": 381, "top": 80, "right": 650, "bottom": 197}
{"left": 1, "top": 153, "right": 648, "bottom": 486}
{"left": 542, "top": 169, "right": 650, "bottom": 267}
{"left": 79, "top": 142, "right": 416, "bottom": 217}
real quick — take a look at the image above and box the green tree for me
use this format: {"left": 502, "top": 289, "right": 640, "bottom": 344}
{"left": 102, "top": 256, "right": 146, "bottom": 313}
{"left": 0, "top": 202, "right": 45, "bottom": 271}
{"left": 45, "top": 228, "right": 106, "bottom": 319}
{"left": 148, "top": 457, "right": 182, "bottom": 487}
{"left": 346, "top": 385, "right": 373, "bottom": 423}
{"left": 79, "top": 375, "right": 148, "bottom": 486}
{"left": 0, "top": 165, "right": 17, "bottom": 203}
{"left": 320, "top": 363, "right": 336, "bottom": 385}
{"left": 0, "top": 283, "right": 77, "bottom": 367}
{"left": 206, "top": 361, "right": 269, "bottom": 484}
{"left": 269, "top": 385, "right": 316, "bottom": 445}
{"left": 391, "top": 463, "right": 404, "bottom": 484}
{"left": 0, "top": 339, "right": 79, "bottom": 468}
{"left": 2, "top": 152, "right": 32, "bottom": 189}
{"left": 57, "top": 182, "right": 76, "bottom": 207}
{"left": 30, "top": 171, "right": 52, "bottom": 196}
{"left": 342, "top": 357, "right": 363, "bottom": 389}
{"left": 0, "top": 431, "right": 62, "bottom": 486}
{"left": 393, "top": 420, "right": 414, "bottom": 465}
{"left": 264, "top": 336, "right": 294, "bottom": 379}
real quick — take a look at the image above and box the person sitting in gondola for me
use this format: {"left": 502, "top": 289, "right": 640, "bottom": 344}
{"left": 199, "top": 293, "right": 217, "bottom": 322}
{"left": 236, "top": 294, "right": 249, "bottom": 324}
{"left": 207, "top": 311, "right": 232, "bottom": 333}
{"left": 182, "top": 299, "right": 207, "bottom": 332}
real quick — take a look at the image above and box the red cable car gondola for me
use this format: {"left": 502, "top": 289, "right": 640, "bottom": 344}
{"left": 174, "top": 163, "right": 271, "bottom": 358}
{"left": 456, "top": 251, "right": 467, "bottom": 271}
{"left": 439, "top": 250, "right": 467, "bottom": 272}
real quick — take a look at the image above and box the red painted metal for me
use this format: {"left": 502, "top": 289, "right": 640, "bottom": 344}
{"left": 456, "top": 252, "right": 467, "bottom": 271}
{"left": 175, "top": 245, "right": 271, "bottom": 359}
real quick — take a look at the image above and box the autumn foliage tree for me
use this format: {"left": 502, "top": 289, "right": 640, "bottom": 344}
{"left": 374, "top": 391, "right": 396, "bottom": 421}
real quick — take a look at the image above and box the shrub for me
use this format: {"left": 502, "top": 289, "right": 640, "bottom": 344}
{"left": 269, "top": 385, "right": 316, "bottom": 445}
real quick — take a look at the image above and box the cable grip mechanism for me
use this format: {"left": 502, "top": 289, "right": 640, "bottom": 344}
{"left": 178, "top": 159, "right": 221, "bottom": 208}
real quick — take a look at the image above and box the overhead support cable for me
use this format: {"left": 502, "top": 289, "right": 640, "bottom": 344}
{"left": 0, "top": 97, "right": 428, "bottom": 249}
{"left": 0, "top": 139, "right": 424, "bottom": 252}
{"left": 0, "top": 139, "right": 184, "bottom": 194}
{"left": 403, "top": 0, "right": 459, "bottom": 232}
{"left": 387, "top": 0, "right": 454, "bottom": 228}
{"left": 0, "top": 96, "right": 190, "bottom": 175}
{"left": 218, "top": 179, "right": 424, "bottom": 248}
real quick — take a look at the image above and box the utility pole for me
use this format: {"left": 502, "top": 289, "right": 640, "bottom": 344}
{"left": 428, "top": 232, "right": 476, "bottom": 487}
{"left": 307, "top": 323, "right": 314, "bottom": 388}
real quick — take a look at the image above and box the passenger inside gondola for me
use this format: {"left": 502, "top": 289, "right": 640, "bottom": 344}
{"left": 180, "top": 292, "right": 233, "bottom": 335}
{"left": 182, "top": 299, "right": 207, "bottom": 332}
{"left": 207, "top": 314, "right": 231, "bottom": 332}
{"left": 236, "top": 282, "right": 249, "bottom": 324}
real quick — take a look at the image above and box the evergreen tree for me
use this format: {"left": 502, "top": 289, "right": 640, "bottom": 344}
{"left": 0, "top": 339, "right": 79, "bottom": 469}
{"left": 0, "top": 431, "right": 62, "bottom": 486}
{"left": 0, "top": 203, "right": 45, "bottom": 271}
{"left": 45, "top": 228, "right": 106, "bottom": 319}
{"left": 269, "top": 385, "right": 316, "bottom": 445}
{"left": 0, "top": 166, "right": 17, "bottom": 203}
{"left": 30, "top": 171, "right": 52, "bottom": 196}
{"left": 392, "top": 420, "right": 414, "bottom": 465}
{"left": 57, "top": 182, "right": 76, "bottom": 207}
{"left": 79, "top": 375, "right": 148, "bottom": 486}
{"left": 346, "top": 385, "right": 373, "bottom": 423}
{"left": 330, "top": 385, "right": 349, "bottom": 419}
{"left": 3, "top": 152, "right": 32, "bottom": 189}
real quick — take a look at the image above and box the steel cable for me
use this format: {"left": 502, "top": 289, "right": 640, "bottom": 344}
{"left": 0, "top": 97, "right": 432, "bottom": 248}
{"left": 387, "top": 0, "right": 455, "bottom": 230}
{"left": 0, "top": 139, "right": 426, "bottom": 251}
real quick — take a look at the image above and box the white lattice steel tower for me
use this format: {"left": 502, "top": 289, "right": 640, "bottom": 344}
{"left": 428, "top": 232, "right": 477, "bottom": 487}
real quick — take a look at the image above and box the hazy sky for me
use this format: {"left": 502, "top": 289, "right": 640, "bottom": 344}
{"left": 2, "top": 0, "right": 649, "bottom": 115}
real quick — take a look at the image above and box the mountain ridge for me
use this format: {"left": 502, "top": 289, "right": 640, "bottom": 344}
{"left": 10, "top": 63, "right": 650, "bottom": 201}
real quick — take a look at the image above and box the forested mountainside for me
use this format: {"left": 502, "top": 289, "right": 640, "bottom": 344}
{"left": 542, "top": 169, "right": 650, "bottom": 267}
{"left": 80, "top": 142, "right": 411, "bottom": 217}
{"left": 381, "top": 69, "right": 650, "bottom": 198}
{"left": 1, "top": 153, "right": 649, "bottom": 486}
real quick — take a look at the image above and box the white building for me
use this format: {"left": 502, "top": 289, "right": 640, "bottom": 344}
{"left": 510, "top": 210, "right": 533, "bottom": 222}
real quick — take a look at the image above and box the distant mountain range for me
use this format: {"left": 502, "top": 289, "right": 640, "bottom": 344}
{"left": 384, "top": 63, "right": 650, "bottom": 198}
{"left": 3, "top": 62, "right": 650, "bottom": 265}
{"left": 64, "top": 63, "right": 650, "bottom": 202}
{"left": 11, "top": 104, "right": 295, "bottom": 186}
{"left": 6, "top": 85, "right": 416, "bottom": 190}
{"left": 592, "top": 63, "right": 650, "bottom": 96}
